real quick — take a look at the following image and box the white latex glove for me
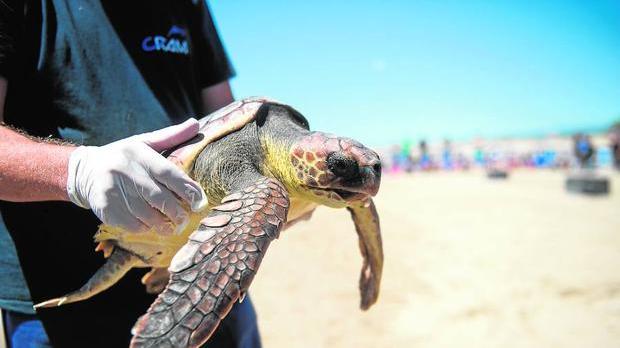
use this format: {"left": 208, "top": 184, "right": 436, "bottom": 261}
{"left": 66, "top": 119, "right": 208, "bottom": 235}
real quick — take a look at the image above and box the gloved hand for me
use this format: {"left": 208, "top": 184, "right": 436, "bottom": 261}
{"left": 66, "top": 119, "right": 208, "bottom": 235}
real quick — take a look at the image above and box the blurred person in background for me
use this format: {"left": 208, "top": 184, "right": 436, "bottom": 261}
{"left": 474, "top": 146, "right": 485, "bottom": 167}
{"left": 610, "top": 123, "right": 620, "bottom": 170}
{"left": 442, "top": 139, "right": 453, "bottom": 170}
{"left": 401, "top": 140, "right": 414, "bottom": 173}
{"left": 573, "top": 133, "right": 596, "bottom": 168}
{"left": 419, "top": 140, "right": 431, "bottom": 170}
{"left": 389, "top": 145, "right": 401, "bottom": 173}
{"left": 0, "top": 1, "right": 260, "bottom": 347}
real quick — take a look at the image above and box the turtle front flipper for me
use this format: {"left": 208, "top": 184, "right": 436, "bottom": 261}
{"left": 34, "top": 247, "right": 140, "bottom": 309}
{"left": 131, "top": 177, "right": 289, "bottom": 348}
{"left": 347, "top": 198, "right": 383, "bottom": 310}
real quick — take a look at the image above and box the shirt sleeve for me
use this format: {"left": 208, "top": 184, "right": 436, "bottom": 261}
{"left": 192, "top": 0, "right": 235, "bottom": 89}
{"left": 0, "top": 0, "right": 22, "bottom": 78}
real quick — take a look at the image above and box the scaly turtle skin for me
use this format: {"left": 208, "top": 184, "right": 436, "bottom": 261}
{"left": 35, "top": 98, "right": 383, "bottom": 348}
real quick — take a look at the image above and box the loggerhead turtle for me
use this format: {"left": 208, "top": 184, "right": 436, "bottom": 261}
{"left": 35, "top": 97, "right": 383, "bottom": 347}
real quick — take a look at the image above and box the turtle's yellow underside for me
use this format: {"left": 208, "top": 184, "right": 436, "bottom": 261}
{"left": 95, "top": 194, "right": 317, "bottom": 268}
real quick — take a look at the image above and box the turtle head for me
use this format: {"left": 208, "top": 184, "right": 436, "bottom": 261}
{"left": 255, "top": 102, "right": 381, "bottom": 207}
{"left": 289, "top": 132, "right": 381, "bottom": 208}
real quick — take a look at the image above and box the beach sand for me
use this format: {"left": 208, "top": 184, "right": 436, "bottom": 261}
{"left": 249, "top": 170, "right": 620, "bottom": 347}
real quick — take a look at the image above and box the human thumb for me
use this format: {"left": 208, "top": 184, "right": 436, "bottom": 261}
{"left": 139, "top": 118, "right": 200, "bottom": 152}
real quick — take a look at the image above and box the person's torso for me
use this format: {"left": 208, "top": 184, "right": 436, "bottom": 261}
{"left": 0, "top": 0, "right": 210, "bottom": 325}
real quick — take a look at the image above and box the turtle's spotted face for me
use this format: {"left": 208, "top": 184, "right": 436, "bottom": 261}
{"left": 290, "top": 132, "right": 381, "bottom": 207}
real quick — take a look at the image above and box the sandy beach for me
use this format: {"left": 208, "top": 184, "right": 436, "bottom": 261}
{"left": 250, "top": 170, "right": 620, "bottom": 348}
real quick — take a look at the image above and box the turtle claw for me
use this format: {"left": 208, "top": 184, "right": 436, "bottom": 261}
{"left": 95, "top": 241, "right": 115, "bottom": 258}
{"left": 34, "top": 296, "right": 68, "bottom": 309}
{"left": 239, "top": 292, "right": 246, "bottom": 303}
{"left": 141, "top": 268, "right": 170, "bottom": 294}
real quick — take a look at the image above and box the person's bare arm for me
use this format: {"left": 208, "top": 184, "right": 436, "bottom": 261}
{"left": 0, "top": 77, "right": 207, "bottom": 234}
{"left": 200, "top": 80, "right": 234, "bottom": 114}
{"left": 0, "top": 77, "right": 74, "bottom": 202}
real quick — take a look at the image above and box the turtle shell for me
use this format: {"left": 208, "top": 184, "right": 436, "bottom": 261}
{"left": 166, "top": 97, "right": 309, "bottom": 173}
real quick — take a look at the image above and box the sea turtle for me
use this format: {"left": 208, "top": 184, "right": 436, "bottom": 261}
{"left": 35, "top": 97, "right": 383, "bottom": 347}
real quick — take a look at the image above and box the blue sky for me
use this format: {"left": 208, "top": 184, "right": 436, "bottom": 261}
{"left": 209, "top": 1, "right": 620, "bottom": 146}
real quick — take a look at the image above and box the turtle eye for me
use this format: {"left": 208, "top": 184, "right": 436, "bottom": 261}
{"left": 327, "top": 152, "right": 359, "bottom": 180}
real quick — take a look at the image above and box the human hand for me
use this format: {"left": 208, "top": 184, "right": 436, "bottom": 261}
{"left": 66, "top": 119, "right": 208, "bottom": 235}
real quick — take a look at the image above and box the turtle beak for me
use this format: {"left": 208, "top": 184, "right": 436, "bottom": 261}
{"left": 354, "top": 155, "right": 381, "bottom": 197}
{"left": 327, "top": 144, "right": 382, "bottom": 197}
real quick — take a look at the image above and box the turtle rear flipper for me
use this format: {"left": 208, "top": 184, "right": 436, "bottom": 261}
{"left": 34, "top": 248, "right": 140, "bottom": 309}
{"left": 131, "top": 176, "right": 289, "bottom": 348}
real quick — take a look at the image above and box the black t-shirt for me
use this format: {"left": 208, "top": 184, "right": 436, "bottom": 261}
{"left": 1, "top": 0, "right": 234, "bottom": 143}
{"left": 0, "top": 0, "right": 235, "bottom": 346}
